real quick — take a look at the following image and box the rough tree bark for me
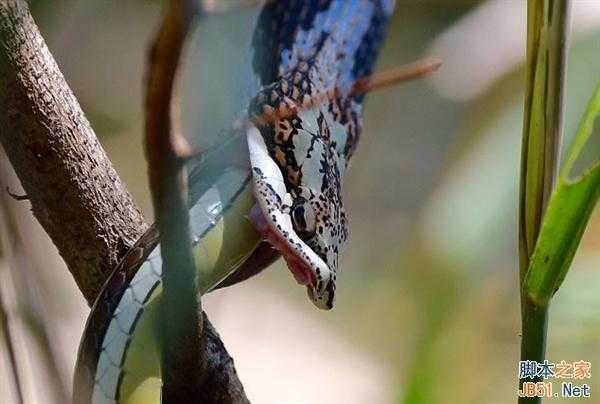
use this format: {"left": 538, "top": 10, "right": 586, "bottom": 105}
{"left": 0, "top": 1, "right": 248, "bottom": 402}
{"left": 0, "top": 0, "right": 147, "bottom": 302}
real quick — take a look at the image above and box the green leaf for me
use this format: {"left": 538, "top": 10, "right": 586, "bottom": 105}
{"left": 523, "top": 83, "right": 600, "bottom": 306}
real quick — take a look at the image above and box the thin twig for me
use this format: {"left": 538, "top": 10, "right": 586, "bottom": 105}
{"left": 144, "top": 0, "right": 205, "bottom": 401}
{"left": 234, "top": 56, "right": 442, "bottom": 129}
{"left": 182, "top": 57, "right": 442, "bottom": 167}
{"left": 351, "top": 57, "right": 442, "bottom": 96}
{"left": 5, "top": 187, "right": 28, "bottom": 201}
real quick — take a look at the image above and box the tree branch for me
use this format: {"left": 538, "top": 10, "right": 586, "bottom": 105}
{"left": 0, "top": 0, "right": 147, "bottom": 303}
{"left": 0, "top": 1, "right": 248, "bottom": 402}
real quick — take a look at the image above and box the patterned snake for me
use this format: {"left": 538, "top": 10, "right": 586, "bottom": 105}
{"left": 73, "top": 1, "right": 394, "bottom": 402}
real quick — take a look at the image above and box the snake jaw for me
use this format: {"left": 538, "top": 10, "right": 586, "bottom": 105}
{"left": 247, "top": 126, "right": 335, "bottom": 309}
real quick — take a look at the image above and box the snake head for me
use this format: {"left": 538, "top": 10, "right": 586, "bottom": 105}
{"left": 244, "top": 0, "right": 394, "bottom": 309}
{"left": 247, "top": 88, "right": 353, "bottom": 310}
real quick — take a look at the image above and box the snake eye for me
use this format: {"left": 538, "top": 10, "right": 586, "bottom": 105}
{"left": 291, "top": 197, "right": 316, "bottom": 239}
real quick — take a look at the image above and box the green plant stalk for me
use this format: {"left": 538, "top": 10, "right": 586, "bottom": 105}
{"left": 519, "top": 0, "right": 570, "bottom": 284}
{"left": 519, "top": 84, "right": 599, "bottom": 400}
{"left": 520, "top": 299, "right": 548, "bottom": 390}
{"left": 519, "top": 0, "right": 549, "bottom": 283}
{"left": 518, "top": 0, "right": 571, "bottom": 403}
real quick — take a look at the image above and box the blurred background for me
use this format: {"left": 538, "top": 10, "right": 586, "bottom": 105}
{"left": 1, "top": 1, "right": 599, "bottom": 403}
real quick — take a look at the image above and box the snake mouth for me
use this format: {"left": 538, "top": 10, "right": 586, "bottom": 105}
{"left": 246, "top": 126, "right": 334, "bottom": 309}
{"left": 248, "top": 203, "right": 316, "bottom": 286}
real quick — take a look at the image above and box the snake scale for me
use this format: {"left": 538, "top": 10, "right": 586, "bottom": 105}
{"left": 73, "top": 1, "right": 394, "bottom": 402}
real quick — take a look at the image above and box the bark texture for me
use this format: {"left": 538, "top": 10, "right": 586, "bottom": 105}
{"left": 0, "top": 0, "right": 147, "bottom": 302}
